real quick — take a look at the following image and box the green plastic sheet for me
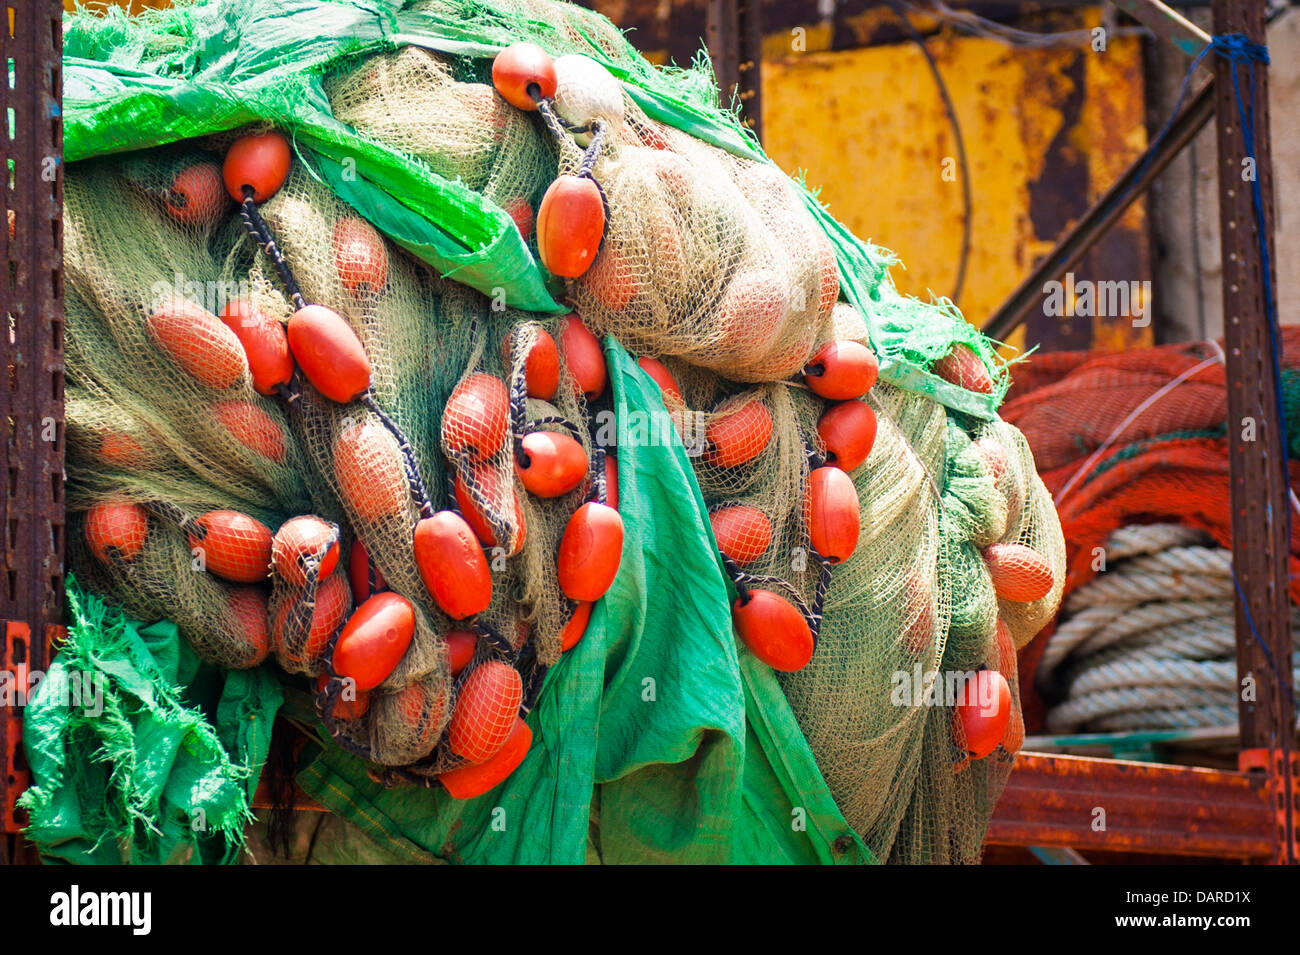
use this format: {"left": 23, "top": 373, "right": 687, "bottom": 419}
{"left": 20, "top": 578, "right": 283, "bottom": 864}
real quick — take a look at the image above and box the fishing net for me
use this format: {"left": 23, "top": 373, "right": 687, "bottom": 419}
{"left": 54, "top": 0, "right": 1065, "bottom": 864}
{"left": 1003, "top": 333, "right": 1300, "bottom": 732}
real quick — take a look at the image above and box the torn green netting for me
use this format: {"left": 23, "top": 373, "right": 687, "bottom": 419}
{"left": 19, "top": 577, "right": 283, "bottom": 864}
{"left": 62, "top": 0, "right": 1007, "bottom": 418}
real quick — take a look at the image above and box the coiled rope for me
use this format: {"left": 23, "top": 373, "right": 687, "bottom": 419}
{"left": 1038, "top": 523, "right": 1300, "bottom": 733}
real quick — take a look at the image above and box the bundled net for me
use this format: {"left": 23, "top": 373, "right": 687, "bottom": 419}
{"left": 58, "top": 0, "right": 1064, "bottom": 862}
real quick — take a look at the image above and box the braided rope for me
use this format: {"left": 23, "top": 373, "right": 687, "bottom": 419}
{"left": 1042, "top": 523, "right": 1300, "bottom": 732}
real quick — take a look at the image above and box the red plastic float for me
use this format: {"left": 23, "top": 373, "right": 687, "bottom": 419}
{"left": 218, "top": 300, "right": 293, "bottom": 396}
{"left": 273, "top": 572, "right": 349, "bottom": 666}
{"left": 557, "top": 501, "right": 624, "bottom": 602}
{"left": 454, "top": 465, "right": 527, "bottom": 555}
{"left": 287, "top": 305, "right": 371, "bottom": 403}
{"left": 228, "top": 587, "right": 272, "bottom": 668}
{"left": 271, "top": 515, "right": 340, "bottom": 586}
{"left": 537, "top": 175, "right": 605, "bottom": 278}
{"left": 817, "top": 400, "right": 876, "bottom": 472}
{"left": 502, "top": 325, "right": 560, "bottom": 400}
{"left": 445, "top": 629, "right": 477, "bottom": 675}
{"left": 983, "top": 543, "right": 1054, "bottom": 602}
{"left": 189, "top": 510, "right": 273, "bottom": 583}
{"left": 86, "top": 502, "right": 148, "bottom": 564}
{"left": 704, "top": 399, "right": 772, "bottom": 468}
{"left": 443, "top": 373, "right": 509, "bottom": 461}
{"left": 347, "top": 538, "right": 385, "bottom": 602}
{"left": 332, "top": 592, "right": 416, "bottom": 691}
{"left": 515, "top": 430, "right": 588, "bottom": 498}
{"left": 440, "top": 716, "right": 532, "bottom": 799}
{"left": 413, "top": 510, "right": 492, "bottom": 620}
{"left": 806, "top": 466, "right": 860, "bottom": 564}
{"left": 491, "top": 42, "right": 557, "bottom": 111}
{"left": 953, "top": 669, "right": 1012, "bottom": 759}
{"left": 334, "top": 420, "right": 409, "bottom": 522}
{"left": 803, "top": 340, "right": 878, "bottom": 400}
{"left": 448, "top": 660, "right": 523, "bottom": 764}
{"left": 559, "top": 314, "right": 606, "bottom": 400}
{"left": 165, "top": 162, "right": 226, "bottom": 225}
{"left": 333, "top": 217, "right": 389, "bottom": 298}
{"left": 709, "top": 505, "right": 772, "bottom": 567}
{"left": 636, "top": 356, "right": 681, "bottom": 403}
{"left": 732, "top": 589, "right": 813, "bottom": 672}
{"left": 212, "top": 400, "right": 286, "bottom": 462}
{"left": 223, "top": 130, "right": 291, "bottom": 203}
{"left": 560, "top": 601, "right": 593, "bottom": 652}
{"left": 147, "top": 298, "right": 247, "bottom": 390}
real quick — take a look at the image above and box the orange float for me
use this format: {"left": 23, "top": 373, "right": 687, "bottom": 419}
{"left": 636, "top": 356, "right": 681, "bottom": 403}
{"left": 502, "top": 197, "right": 535, "bottom": 241}
{"left": 440, "top": 716, "right": 532, "bottom": 799}
{"left": 537, "top": 175, "right": 605, "bottom": 278}
{"left": 164, "top": 162, "right": 227, "bottom": 225}
{"left": 271, "top": 515, "right": 340, "bottom": 586}
{"left": 147, "top": 298, "right": 247, "bottom": 390}
{"left": 228, "top": 586, "right": 272, "bottom": 668}
{"left": 815, "top": 236, "right": 840, "bottom": 317}
{"left": 932, "top": 344, "right": 994, "bottom": 394}
{"left": 559, "top": 314, "right": 606, "bottom": 400}
{"left": 218, "top": 299, "right": 293, "bottom": 396}
{"left": 582, "top": 246, "right": 639, "bottom": 312}
{"left": 413, "top": 510, "right": 492, "bottom": 620}
{"left": 189, "top": 510, "right": 273, "bottom": 583}
{"left": 347, "top": 538, "right": 386, "bottom": 602}
{"left": 448, "top": 660, "right": 523, "bottom": 764}
{"left": 332, "top": 217, "right": 389, "bottom": 298}
{"left": 391, "top": 680, "right": 447, "bottom": 756}
{"left": 273, "top": 572, "right": 349, "bottom": 666}
{"left": 557, "top": 501, "right": 624, "bottom": 602}
{"left": 732, "top": 589, "right": 813, "bottom": 672}
{"left": 515, "top": 430, "right": 587, "bottom": 498}
{"left": 491, "top": 42, "right": 557, "bottom": 111}
{"left": 442, "top": 373, "right": 509, "bottom": 461}
{"left": 454, "top": 465, "right": 526, "bottom": 556}
{"left": 803, "top": 340, "right": 878, "bottom": 400}
{"left": 334, "top": 420, "right": 409, "bottom": 522}
{"left": 315, "top": 672, "right": 370, "bottom": 721}
{"left": 445, "top": 629, "right": 477, "bottom": 675}
{"left": 560, "top": 601, "right": 593, "bottom": 652}
{"left": 223, "top": 130, "right": 291, "bottom": 203}
{"left": 817, "top": 400, "right": 876, "bottom": 472}
{"left": 502, "top": 325, "right": 560, "bottom": 400}
{"left": 704, "top": 399, "right": 772, "bottom": 468}
{"left": 806, "top": 466, "right": 860, "bottom": 564}
{"left": 709, "top": 505, "right": 772, "bottom": 567}
{"left": 85, "top": 501, "right": 148, "bottom": 564}
{"left": 952, "top": 669, "right": 1012, "bottom": 759}
{"left": 984, "top": 543, "right": 1054, "bottom": 603}
{"left": 287, "top": 304, "right": 371, "bottom": 403}
{"left": 332, "top": 592, "right": 416, "bottom": 691}
{"left": 212, "top": 400, "right": 286, "bottom": 462}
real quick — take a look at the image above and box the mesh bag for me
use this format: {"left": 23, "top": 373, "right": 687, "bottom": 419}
{"left": 59, "top": 0, "right": 1065, "bottom": 862}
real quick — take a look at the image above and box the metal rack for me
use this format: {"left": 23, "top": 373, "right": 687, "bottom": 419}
{"left": 0, "top": 0, "right": 1294, "bottom": 864}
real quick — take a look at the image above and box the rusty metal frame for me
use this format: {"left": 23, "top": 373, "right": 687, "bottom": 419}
{"left": 705, "top": 0, "right": 763, "bottom": 141}
{"left": 1, "top": 0, "right": 65, "bottom": 863}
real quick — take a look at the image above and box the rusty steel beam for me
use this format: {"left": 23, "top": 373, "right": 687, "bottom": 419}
{"left": 987, "top": 753, "right": 1276, "bottom": 859}
{"left": 1, "top": 0, "right": 65, "bottom": 863}
{"left": 1211, "top": 0, "right": 1296, "bottom": 866}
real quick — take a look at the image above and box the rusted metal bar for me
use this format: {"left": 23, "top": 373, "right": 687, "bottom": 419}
{"left": 1, "top": 0, "right": 65, "bottom": 861}
{"left": 1211, "top": 0, "right": 1296, "bottom": 866}
{"left": 736, "top": 0, "right": 762, "bottom": 141}
{"left": 987, "top": 753, "right": 1275, "bottom": 859}
{"left": 982, "top": 79, "right": 1214, "bottom": 341}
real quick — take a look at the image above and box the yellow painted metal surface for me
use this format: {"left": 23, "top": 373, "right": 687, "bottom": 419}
{"left": 761, "top": 22, "right": 1152, "bottom": 355}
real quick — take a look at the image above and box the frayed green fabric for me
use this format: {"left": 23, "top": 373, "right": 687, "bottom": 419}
{"left": 19, "top": 576, "right": 283, "bottom": 864}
